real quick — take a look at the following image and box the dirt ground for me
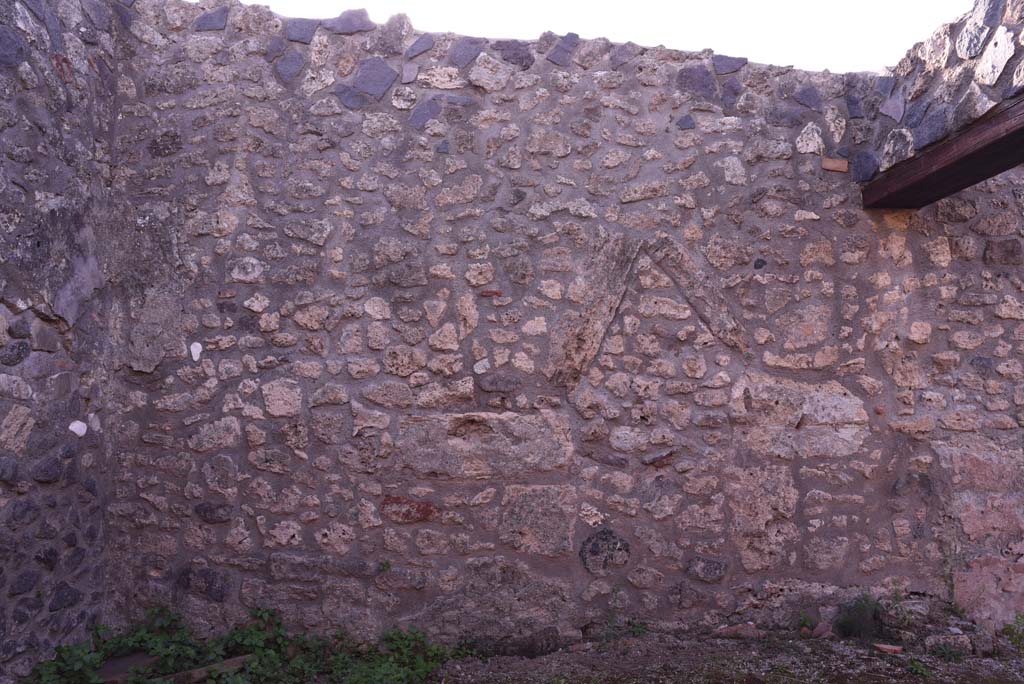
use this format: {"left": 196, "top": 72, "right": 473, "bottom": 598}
{"left": 433, "top": 632, "right": 1024, "bottom": 684}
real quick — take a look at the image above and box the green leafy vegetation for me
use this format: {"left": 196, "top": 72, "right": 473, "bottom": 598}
{"left": 945, "top": 602, "right": 966, "bottom": 619}
{"left": 26, "top": 607, "right": 470, "bottom": 684}
{"left": 907, "top": 658, "right": 930, "bottom": 678}
{"left": 834, "top": 593, "right": 883, "bottom": 640}
{"left": 928, "top": 642, "right": 964, "bottom": 663}
{"left": 1002, "top": 613, "right": 1024, "bottom": 651}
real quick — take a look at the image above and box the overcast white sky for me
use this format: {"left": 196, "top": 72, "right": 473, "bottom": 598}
{"left": 216, "top": 0, "right": 975, "bottom": 73}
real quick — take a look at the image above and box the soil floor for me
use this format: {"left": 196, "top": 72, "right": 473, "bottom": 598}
{"left": 433, "top": 633, "right": 1024, "bottom": 684}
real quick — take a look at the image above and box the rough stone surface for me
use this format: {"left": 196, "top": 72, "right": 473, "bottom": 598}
{"left": 325, "top": 9, "right": 375, "bottom": 34}
{"left": 450, "top": 37, "right": 486, "bottom": 68}
{"left": 975, "top": 25, "right": 1015, "bottom": 85}
{"left": 862, "top": 0, "right": 1024, "bottom": 181}
{"left": 468, "top": 52, "right": 515, "bottom": 92}
{"left": 712, "top": 54, "right": 747, "bottom": 74}
{"left": 405, "top": 32, "right": 434, "bottom": 58}
{"left": 284, "top": 18, "right": 318, "bottom": 43}
{"left": 397, "top": 411, "right": 572, "bottom": 478}
{"left": 353, "top": 57, "right": 400, "bottom": 99}
{"left": 579, "top": 529, "right": 630, "bottom": 576}
{"left": 546, "top": 33, "right": 580, "bottom": 67}
{"left": 3, "top": 1, "right": 1024, "bottom": 677}
{"left": 194, "top": 6, "right": 228, "bottom": 31}
{"left": 675, "top": 63, "right": 717, "bottom": 99}
{"left": 0, "top": 26, "right": 28, "bottom": 67}
{"left": 275, "top": 50, "right": 305, "bottom": 82}
{"left": 493, "top": 40, "right": 535, "bottom": 69}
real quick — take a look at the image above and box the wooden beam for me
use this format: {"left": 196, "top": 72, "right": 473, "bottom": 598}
{"left": 862, "top": 92, "right": 1024, "bottom": 209}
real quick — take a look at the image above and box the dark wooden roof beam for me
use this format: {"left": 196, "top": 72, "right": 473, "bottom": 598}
{"left": 862, "top": 93, "right": 1024, "bottom": 209}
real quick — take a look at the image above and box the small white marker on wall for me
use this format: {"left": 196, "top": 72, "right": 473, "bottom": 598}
{"left": 190, "top": 342, "right": 203, "bottom": 362}
{"left": 68, "top": 420, "right": 88, "bottom": 437}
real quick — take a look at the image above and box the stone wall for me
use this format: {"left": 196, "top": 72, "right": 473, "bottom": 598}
{"left": 3, "top": 0, "right": 1024, "bottom": 677}
{"left": 0, "top": 0, "right": 135, "bottom": 679}
{"left": 861, "top": 0, "right": 1024, "bottom": 180}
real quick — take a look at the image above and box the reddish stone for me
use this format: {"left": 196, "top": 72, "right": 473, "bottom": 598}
{"left": 873, "top": 643, "right": 903, "bottom": 655}
{"left": 716, "top": 623, "right": 765, "bottom": 639}
{"left": 811, "top": 622, "right": 833, "bottom": 639}
{"left": 381, "top": 496, "right": 439, "bottom": 524}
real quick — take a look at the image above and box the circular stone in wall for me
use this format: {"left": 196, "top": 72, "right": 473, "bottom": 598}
{"left": 579, "top": 528, "right": 630, "bottom": 576}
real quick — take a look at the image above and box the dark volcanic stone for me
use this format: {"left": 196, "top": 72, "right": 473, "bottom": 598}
{"left": 912, "top": 107, "right": 949, "bottom": 150}
{"left": 479, "top": 372, "right": 523, "bottom": 393}
{"left": 450, "top": 37, "right": 486, "bottom": 68}
{"left": 546, "top": 32, "right": 580, "bottom": 67}
{"left": 712, "top": 54, "right": 747, "bottom": 74}
{"left": 879, "top": 93, "right": 905, "bottom": 122}
{"left": 194, "top": 6, "right": 228, "bottom": 31}
{"left": 7, "top": 499, "right": 39, "bottom": 528}
{"left": 64, "top": 547, "right": 86, "bottom": 571}
{"left": 0, "top": 456, "right": 18, "bottom": 483}
{"left": 687, "top": 556, "right": 728, "bottom": 583}
{"left": 675, "top": 113, "right": 695, "bottom": 130}
{"left": 793, "top": 85, "right": 823, "bottom": 112}
{"left": 1005, "top": 81, "right": 1024, "bottom": 99}
{"left": 48, "top": 582, "right": 83, "bottom": 611}
{"left": 493, "top": 40, "right": 534, "bottom": 70}
{"left": 334, "top": 83, "right": 371, "bottom": 110}
{"left": 0, "top": 341, "right": 30, "bottom": 366}
{"left": 112, "top": 3, "right": 133, "bottom": 28}
{"left": 409, "top": 97, "right": 442, "bottom": 129}
{"left": 22, "top": 0, "right": 64, "bottom": 51}
{"left": 34, "top": 547, "right": 59, "bottom": 571}
{"left": 875, "top": 75, "right": 895, "bottom": 97}
{"left": 583, "top": 450, "right": 629, "bottom": 468}
{"left": 267, "top": 40, "right": 292, "bottom": 66}
{"left": 579, "top": 528, "right": 630, "bottom": 576}
{"left": 904, "top": 99, "right": 929, "bottom": 129}
{"left": 851, "top": 151, "right": 879, "bottom": 183}
{"left": 753, "top": 258, "right": 767, "bottom": 270}
{"left": 405, "top": 33, "right": 434, "bottom": 59}
{"left": 8, "top": 570, "right": 39, "bottom": 597}
{"left": 437, "top": 93, "right": 477, "bottom": 107}
{"left": 275, "top": 49, "right": 305, "bottom": 82}
{"left": 609, "top": 41, "right": 641, "bottom": 69}
{"left": 83, "top": 0, "right": 113, "bottom": 31}
{"left": 147, "top": 130, "right": 182, "bottom": 157}
{"left": 722, "top": 77, "right": 743, "bottom": 113}
{"left": 7, "top": 319, "right": 29, "bottom": 339}
{"left": 0, "top": 27, "right": 28, "bottom": 68}
{"left": 285, "top": 18, "right": 319, "bottom": 43}
{"left": 178, "top": 567, "right": 230, "bottom": 602}
{"left": 675, "top": 63, "right": 717, "bottom": 99}
{"left": 984, "top": 239, "right": 1024, "bottom": 265}
{"left": 387, "top": 260, "right": 428, "bottom": 287}
{"left": 770, "top": 105, "right": 809, "bottom": 127}
{"left": 324, "top": 9, "right": 374, "bottom": 34}
{"left": 352, "top": 57, "right": 398, "bottom": 99}
{"left": 846, "top": 93, "right": 865, "bottom": 118}
{"left": 31, "top": 457, "right": 61, "bottom": 484}
{"left": 194, "top": 502, "right": 233, "bottom": 524}
{"left": 668, "top": 582, "right": 703, "bottom": 609}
